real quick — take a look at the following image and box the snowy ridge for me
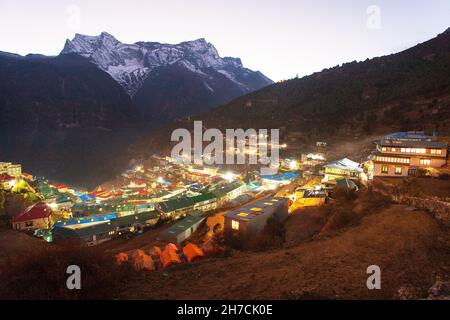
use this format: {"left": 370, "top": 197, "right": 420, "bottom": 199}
{"left": 61, "top": 32, "right": 272, "bottom": 96}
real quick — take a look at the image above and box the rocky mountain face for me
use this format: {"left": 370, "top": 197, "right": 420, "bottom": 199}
{"left": 61, "top": 32, "right": 273, "bottom": 121}
{"left": 0, "top": 34, "right": 272, "bottom": 186}
{"left": 0, "top": 53, "right": 139, "bottom": 187}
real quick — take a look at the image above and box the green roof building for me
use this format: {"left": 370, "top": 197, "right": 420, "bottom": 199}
{"left": 157, "top": 192, "right": 217, "bottom": 219}
{"left": 159, "top": 214, "right": 206, "bottom": 244}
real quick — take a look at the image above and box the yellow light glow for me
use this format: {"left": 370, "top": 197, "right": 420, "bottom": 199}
{"left": 222, "top": 172, "right": 237, "bottom": 182}
{"left": 289, "top": 160, "right": 298, "bottom": 170}
{"left": 48, "top": 202, "right": 58, "bottom": 210}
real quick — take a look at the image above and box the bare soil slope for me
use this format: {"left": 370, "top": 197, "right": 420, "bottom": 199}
{"left": 118, "top": 205, "right": 450, "bottom": 299}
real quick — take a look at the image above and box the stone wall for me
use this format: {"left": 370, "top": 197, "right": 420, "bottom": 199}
{"left": 372, "top": 180, "right": 450, "bottom": 226}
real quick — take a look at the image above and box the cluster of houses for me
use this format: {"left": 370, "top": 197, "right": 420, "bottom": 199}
{"left": 4, "top": 130, "right": 449, "bottom": 250}
{"left": 9, "top": 174, "right": 250, "bottom": 246}
{"left": 320, "top": 131, "right": 448, "bottom": 184}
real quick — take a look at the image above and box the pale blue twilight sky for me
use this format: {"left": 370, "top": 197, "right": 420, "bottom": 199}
{"left": 0, "top": 0, "right": 449, "bottom": 81}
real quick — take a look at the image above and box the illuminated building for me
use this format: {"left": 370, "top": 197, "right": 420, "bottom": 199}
{"left": 0, "top": 162, "right": 22, "bottom": 178}
{"left": 12, "top": 202, "right": 53, "bottom": 231}
{"left": 294, "top": 188, "right": 328, "bottom": 208}
{"left": 224, "top": 196, "right": 288, "bottom": 248}
{"left": 322, "top": 158, "right": 363, "bottom": 183}
{"left": 157, "top": 192, "right": 217, "bottom": 219}
{"left": 372, "top": 132, "right": 448, "bottom": 177}
{"left": 211, "top": 181, "right": 247, "bottom": 206}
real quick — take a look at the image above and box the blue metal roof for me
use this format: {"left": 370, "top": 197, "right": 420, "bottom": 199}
{"left": 53, "top": 213, "right": 117, "bottom": 228}
{"left": 260, "top": 172, "right": 300, "bottom": 181}
{"left": 77, "top": 194, "right": 96, "bottom": 202}
{"left": 385, "top": 132, "right": 430, "bottom": 140}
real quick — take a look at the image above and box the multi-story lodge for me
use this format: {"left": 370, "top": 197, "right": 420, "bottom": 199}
{"left": 372, "top": 132, "right": 448, "bottom": 177}
{"left": 0, "top": 162, "right": 22, "bottom": 178}
{"left": 322, "top": 158, "right": 363, "bottom": 183}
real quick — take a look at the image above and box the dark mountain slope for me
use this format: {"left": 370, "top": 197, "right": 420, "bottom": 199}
{"left": 0, "top": 53, "right": 139, "bottom": 187}
{"left": 133, "top": 62, "right": 245, "bottom": 122}
{"left": 61, "top": 33, "right": 273, "bottom": 123}
{"left": 126, "top": 28, "right": 450, "bottom": 161}
{"left": 200, "top": 28, "right": 450, "bottom": 134}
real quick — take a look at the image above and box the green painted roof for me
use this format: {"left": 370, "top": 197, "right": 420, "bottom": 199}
{"left": 160, "top": 215, "right": 205, "bottom": 237}
{"left": 158, "top": 192, "right": 216, "bottom": 213}
{"left": 53, "top": 221, "right": 114, "bottom": 238}
{"left": 115, "top": 211, "right": 159, "bottom": 226}
{"left": 335, "top": 178, "right": 358, "bottom": 189}
{"left": 211, "top": 181, "right": 244, "bottom": 198}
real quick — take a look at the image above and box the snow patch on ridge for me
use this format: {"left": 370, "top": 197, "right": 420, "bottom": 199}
{"left": 61, "top": 33, "right": 273, "bottom": 96}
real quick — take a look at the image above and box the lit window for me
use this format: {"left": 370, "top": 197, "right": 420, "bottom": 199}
{"left": 395, "top": 167, "right": 402, "bottom": 175}
{"left": 237, "top": 213, "right": 248, "bottom": 217}
{"left": 431, "top": 149, "right": 442, "bottom": 155}
{"left": 381, "top": 166, "right": 388, "bottom": 174}
{"left": 420, "top": 159, "right": 431, "bottom": 166}
{"left": 250, "top": 207, "right": 262, "bottom": 212}
{"left": 401, "top": 148, "right": 406, "bottom": 152}
{"left": 381, "top": 147, "right": 386, "bottom": 152}
{"left": 231, "top": 220, "right": 239, "bottom": 230}
{"left": 392, "top": 148, "right": 396, "bottom": 152}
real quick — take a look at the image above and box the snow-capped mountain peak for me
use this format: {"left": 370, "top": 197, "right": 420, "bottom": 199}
{"left": 61, "top": 32, "right": 272, "bottom": 96}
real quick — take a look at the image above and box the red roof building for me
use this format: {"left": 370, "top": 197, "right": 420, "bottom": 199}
{"left": 12, "top": 202, "right": 53, "bottom": 230}
{"left": 0, "top": 173, "right": 14, "bottom": 182}
{"left": 21, "top": 172, "right": 34, "bottom": 181}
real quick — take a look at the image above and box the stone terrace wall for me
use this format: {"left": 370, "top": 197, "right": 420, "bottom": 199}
{"left": 373, "top": 180, "right": 450, "bottom": 226}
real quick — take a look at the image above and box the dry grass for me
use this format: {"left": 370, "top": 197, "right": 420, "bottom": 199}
{"left": 0, "top": 244, "right": 133, "bottom": 299}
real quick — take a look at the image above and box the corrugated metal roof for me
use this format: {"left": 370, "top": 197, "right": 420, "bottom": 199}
{"left": 225, "top": 196, "right": 287, "bottom": 221}
{"left": 158, "top": 193, "right": 216, "bottom": 213}
{"left": 324, "top": 158, "right": 363, "bottom": 172}
{"left": 160, "top": 215, "right": 205, "bottom": 237}
{"left": 260, "top": 172, "right": 300, "bottom": 181}
{"left": 13, "top": 202, "right": 52, "bottom": 222}
{"left": 211, "top": 181, "right": 244, "bottom": 198}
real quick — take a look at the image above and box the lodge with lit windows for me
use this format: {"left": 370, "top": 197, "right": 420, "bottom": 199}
{"left": 372, "top": 131, "right": 448, "bottom": 177}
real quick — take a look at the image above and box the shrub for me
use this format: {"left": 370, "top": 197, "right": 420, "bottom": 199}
{"left": 416, "top": 168, "right": 430, "bottom": 177}
{"left": 397, "top": 178, "right": 425, "bottom": 197}
{"left": 358, "top": 188, "right": 392, "bottom": 213}
{"left": 332, "top": 186, "right": 358, "bottom": 203}
{"left": 438, "top": 173, "right": 449, "bottom": 180}
{"left": 250, "top": 217, "right": 287, "bottom": 251}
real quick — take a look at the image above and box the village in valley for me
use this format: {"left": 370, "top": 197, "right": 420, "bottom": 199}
{"left": 1, "top": 130, "right": 449, "bottom": 273}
